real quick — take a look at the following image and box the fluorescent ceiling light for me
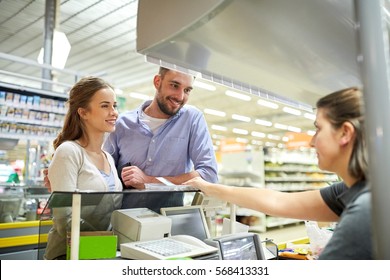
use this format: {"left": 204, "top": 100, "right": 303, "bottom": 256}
{"left": 129, "top": 92, "right": 150, "bottom": 100}
{"left": 274, "top": 123, "right": 302, "bottom": 133}
{"left": 211, "top": 125, "right": 227, "bottom": 131}
{"left": 194, "top": 80, "right": 216, "bottom": 91}
{"left": 204, "top": 108, "right": 226, "bottom": 117}
{"left": 287, "top": 126, "right": 301, "bottom": 133}
{"left": 251, "top": 131, "right": 266, "bottom": 138}
{"left": 37, "top": 30, "right": 71, "bottom": 69}
{"left": 232, "top": 128, "right": 248, "bottom": 135}
{"left": 304, "top": 112, "right": 316, "bottom": 120}
{"left": 257, "top": 99, "right": 279, "bottom": 109}
{"left": 283, "top": 106, "right": 301, "bottom": 116}
{"left": 265, "top": 142, "right": 277, "bottom": 147}
{"left": 212, "top": 134, "right": 225, "bottom": 139}
{"left": 267, "top": 134, "right": 281, "bottom": 140}
{"left": 236, "top": 137, "right": 249, "bottom": 143}
{"left": 255, "top": 119, "right": 272, "bottom": 127}
{"left": 307, "top": 130, "right": 316, "bottom": 136}
{"left": 225, "top": 90, "right": 251, "bottom": 101}
{"left": 251, "top": 140, "right": 263, "bottom": 145}
{"left": 232, "top": 114, "right": 251, "bottom": 122}
{"left": 274, "top": 123, "right": 288, "bottom": 130}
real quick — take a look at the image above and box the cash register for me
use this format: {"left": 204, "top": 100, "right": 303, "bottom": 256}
{"left": 111, "top": 208, "right": 218, "bottom": 260}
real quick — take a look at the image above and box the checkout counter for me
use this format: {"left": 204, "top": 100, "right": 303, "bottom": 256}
{"left": 0, "top": 183, "right": 51, "bottom": 260}
{"left": 6, "top": 189, "right": 284, "bottom": 259}
{"left": 1, "top": 188, "right": 308, "bottom": 260}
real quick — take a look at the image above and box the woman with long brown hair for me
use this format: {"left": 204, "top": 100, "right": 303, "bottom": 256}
{"left": 45, "top": 76, "right": 123, "bottom": 259}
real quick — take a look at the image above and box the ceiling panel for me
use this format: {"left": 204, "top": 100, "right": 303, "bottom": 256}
{"left": 0, "top": 0, "right": 316, "bottom": 150}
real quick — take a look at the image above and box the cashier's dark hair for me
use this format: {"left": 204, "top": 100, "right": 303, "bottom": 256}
{"left": 316, "top": 87, "right": 367, "bottom": 181}
{"left": 53, "top": 76, "right": 114, "bottom": 150}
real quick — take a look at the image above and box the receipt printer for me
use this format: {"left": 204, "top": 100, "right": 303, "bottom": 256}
{"left": 111, "top": 208, "right": 171, "bottom": 245}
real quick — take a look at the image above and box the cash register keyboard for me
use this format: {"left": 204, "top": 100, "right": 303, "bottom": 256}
{"left": 120, "top": 235, "right": 218, "bottom": 260}
{"left": 135, "top": 239, "right": 192, "bottom": 256}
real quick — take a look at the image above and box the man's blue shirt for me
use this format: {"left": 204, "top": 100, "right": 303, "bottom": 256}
{"left": 104, "top": 100, "right": 218, "bottom": 183}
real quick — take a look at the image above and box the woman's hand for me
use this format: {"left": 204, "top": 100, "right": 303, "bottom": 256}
{"left": 183, "top": 177, "right": 210, "bottom": 193}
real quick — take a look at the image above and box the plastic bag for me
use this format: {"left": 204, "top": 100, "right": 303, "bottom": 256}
{"left": 305, "top": 221, "right": 334, "bottom": 259}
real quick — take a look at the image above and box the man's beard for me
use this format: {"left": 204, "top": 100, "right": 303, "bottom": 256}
{"left": 156, "top": 96, "right": 183, "bottom": 116}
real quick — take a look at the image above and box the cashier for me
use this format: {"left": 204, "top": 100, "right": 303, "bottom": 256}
{"left": 185, "top": 87, "right": 372, "bottom": 260}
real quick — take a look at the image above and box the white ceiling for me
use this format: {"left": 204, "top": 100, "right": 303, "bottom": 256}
{"left": 0, "top": 0, "right": 317, "bottom": 150}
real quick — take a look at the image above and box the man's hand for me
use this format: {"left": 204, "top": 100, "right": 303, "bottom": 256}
{"left": 121, "top": 165, "right": 152, "bottom": 189}
{"left": 42, "top": 168, "right": 52, "bottom": 192}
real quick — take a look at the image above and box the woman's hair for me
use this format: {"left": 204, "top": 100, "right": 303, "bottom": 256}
{"left": 52, "top": 76, "right": 114, "bottom": 150}
{"left": 316, "top": 87, "right": 367, "bottom": 181}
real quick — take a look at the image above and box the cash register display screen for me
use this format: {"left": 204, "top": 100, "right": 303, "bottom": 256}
{"left": 162, "top": 207, "right": 209, "bottom": 240}
{"left": 220, "top": 236, "right": 258, "bottom": 260}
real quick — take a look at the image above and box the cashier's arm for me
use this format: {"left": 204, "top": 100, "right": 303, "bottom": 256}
{"left": 121, "top": 165, "right": 199, "bottom": 189}
{"left": 184, "top": 177, "right": 339, "bottom": 222}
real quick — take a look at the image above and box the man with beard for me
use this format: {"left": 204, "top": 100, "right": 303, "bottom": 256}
{"left": 103, "top": 67, "right": 218, "bottom": 211}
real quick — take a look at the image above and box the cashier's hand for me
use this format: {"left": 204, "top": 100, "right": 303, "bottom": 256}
{"left": 121, "top": 165, "right": 152, "bottom": 189}
{"left": 183, "top": 177, "right": 209, "bottom": 193}
{"left": 43, "top": 168, "right": 52, "bottom": 192}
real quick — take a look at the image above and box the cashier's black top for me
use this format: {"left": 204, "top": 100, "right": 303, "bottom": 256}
{"left": 319, "top": 180, "right": 372, "bottom": 259}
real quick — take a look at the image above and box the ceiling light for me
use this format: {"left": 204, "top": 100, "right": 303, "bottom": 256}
{"left": 257, "top": 99, "right": 279, "bottom": 109}
{"left": 265, "top": 142, "right": 277, "bottom": 147}
{"left": 194, "top": 80, "right": 216, "bottom": 91}
{"left": 232, "top": 128, "right": 248, "bottom": 135}
{"left": 304, "top": 112, "right": 316, "bottom": 120}
{"left": 236, "top": 137, "right": 249, "bottom": 143}
{"left": 37, "top": 30, "right": 71, "bottom": 69}
{"left": 225, "top": 90, "right": 251, "bottom": 101}
{"left": 129, "top": 92, "right": 150, "bottom": 100}
{"left": 307, "top": 130, "right": 316, "bottom": 136}
{"left": 204, "top": 108, "right": 226, "bottom": 117}
{"left": 287, "top": 126, "right": 302, "bottom": 133}
{"left": 232, "top": 114, "right": 251, "bottom": 122}
{"left": 274, "top": 123, "right": 288, "bottom": 130}
{"left": 282, "top": 136, "right": 289, "bottom": 142}
{"left": 212, "top": 134, "right": 226, "bottom": 139}
{"left": 282, "top": 106, "right": 301, "bottom": 116}
{"left": 255, "top": 119, "right": 272, "bottom": 127}
{"left": 251, "top": 131, "right": 266, "bottom": 138}
{"left": 267, "top": 134, "right": 281, "bottom": 140}
{"left": 211, "top": 125, "right": 227, "bottom": 131}
{"left": 251, "top": 140, "right": 263, "bottom": 145}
